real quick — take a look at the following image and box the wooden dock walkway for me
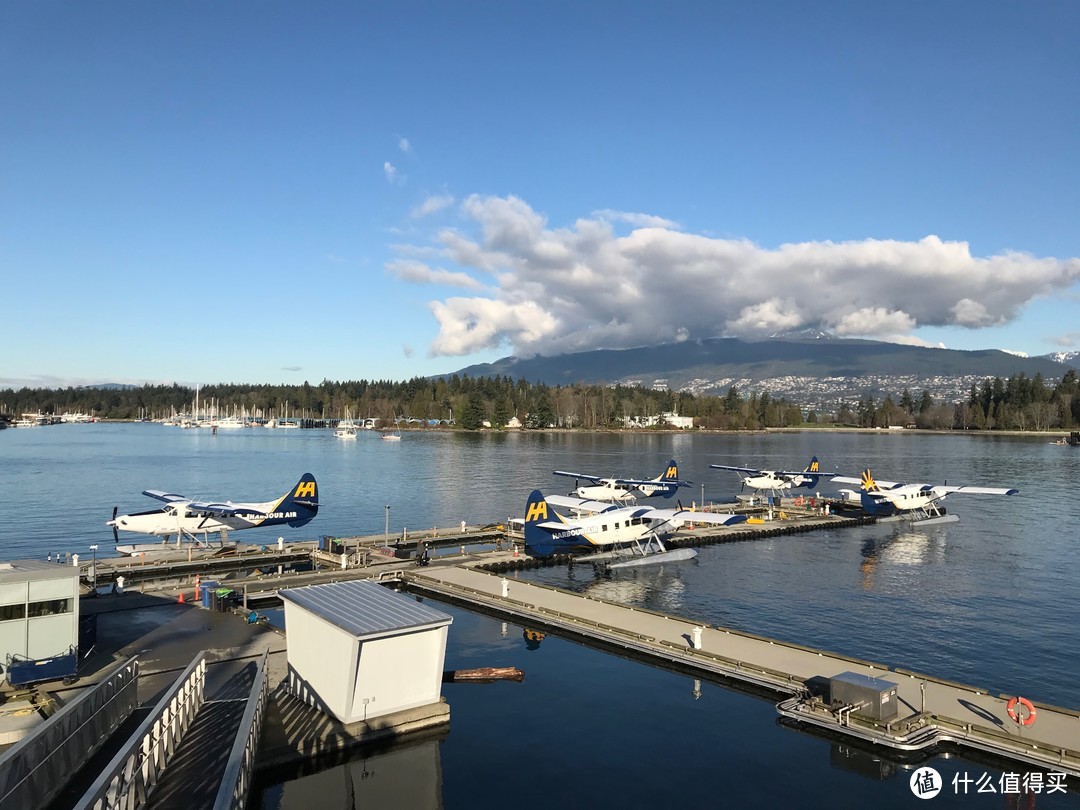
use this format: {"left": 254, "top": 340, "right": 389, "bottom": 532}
{"left": 405, "top": 565, "right": 1080, "bottom": 777}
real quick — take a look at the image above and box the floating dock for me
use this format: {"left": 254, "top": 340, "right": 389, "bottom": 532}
{"left": 4, "top": 505, "right": 1075, "bottom": 808}
{"left": 405, "top": 565, "right": 1080, "bottom": 778}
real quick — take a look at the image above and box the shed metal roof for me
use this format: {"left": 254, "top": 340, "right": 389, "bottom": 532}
{"left": 280, "top": 579, "right": 452, "bottom": 639}
{"left": 0, "top": 560, "right": 79, "bottom": 584}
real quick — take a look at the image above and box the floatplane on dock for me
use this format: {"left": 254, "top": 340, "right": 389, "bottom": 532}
{"left": 832, "top": 468, "right": 1018, "bottom": 525}
{"left": 107, "top": 473, "right": 319, "bottom": 554}
{"left": 710, "top": 455, "right": 835, "bottom": 498}
{"left": 523, "top": 489, "right": 747, "bottom": 567}
{"left": 552, "top": 458, "right": 689, "bottom": 503}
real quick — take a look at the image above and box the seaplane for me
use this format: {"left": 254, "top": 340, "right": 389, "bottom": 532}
{"left": 831, "top": 469, "right": 1018, "bottom": 524}
{"left": 107, "top": 473, "right": 319, "bottom": 554}
{"left": 552, "top": 459, "right": 690, "bottom": 503}
{"left": 522, "top": 489, "right": 747, "bottom": 568}
{"left": 710, "top": 456, "right": 834, "bottom": 498}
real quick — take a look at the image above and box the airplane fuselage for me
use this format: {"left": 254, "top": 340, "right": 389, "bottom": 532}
{"left": 742, "top": 473, "right": 794, "bottom": 492}
{"left": 111, "top": 500, "right": 304, "bottom": 536}
{"left": 861, "top": 486, "right": 942, "bottom": 516}
{"left": 546, "top": 509, "right": 659, "bottom": 550}
{"left": 574, "top": 482, "right": 639, "bottom": 502}
{"left": 573, "top": 480, "right": 675, "bottom": 502}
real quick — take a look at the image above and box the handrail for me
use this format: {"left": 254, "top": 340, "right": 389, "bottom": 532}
{"left": 0, "top": 656, "right": 140, "bottom": 810}
{"left": 212, "top": 650, "right": 270, "bottom": 810}
{"left": 74, "top": 652, "right": 207, "bottom": 810}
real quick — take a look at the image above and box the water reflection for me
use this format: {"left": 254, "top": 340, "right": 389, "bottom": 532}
{"left": 523, "top": 628, "right": 546, "bottom": 650}
{"left": 829, "top": 743, "right": 899, "bottom": 781}
{"left": 254, "top": 732, "right": 445, "bottom": 809}
{"left": 859, "top": 527, "right": 946, "bottom": 591}
{"left": 570, "top": 560, "right": 689, "bottom": 612}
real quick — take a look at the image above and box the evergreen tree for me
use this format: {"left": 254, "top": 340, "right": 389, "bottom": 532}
{"left": 492, "top": 395, "right": 512, "bottom": 427}
{"left": 525, "top": 392, "right": 555, "bottom": 429}
{"left": 460, "top": 391, "right": 486, "bottom": 430}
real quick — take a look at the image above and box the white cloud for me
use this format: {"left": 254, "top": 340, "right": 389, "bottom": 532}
{"left": 383, "top": 162, "right": 399, "bottom": 183}
{"left": 726, "top": 299, "right": 804, "bottom": 334}
{"left": 831, "top": 307, "right": 916, "bottom": 336}
{"left": 411, "top": 193, "right": 455, "bottom": 218}
{"left": 592, "top": 209, "right": 680, "bottom": 229}
{"left": 1047, "top": 331, "right": 1080, "bottom": 348}
{"left": 387, "top": 259, "right": 485, "bottom": 290}
{"left": 402, "top": 344, "right": 414, "bottom": 358}
{"left": 879, "top": 335, "right": 946, "bottom": 349}
{"left": 387, "top": 195, "right": 1080, "bottom": 357}
{"left": 429, "top": 298, "right": 560, "bottom": 356}
{"left": 950, "top": 298, "right": 998, "bottom": 327}
{"left": 398, "top": 136, "right": 411, "bottom": 153}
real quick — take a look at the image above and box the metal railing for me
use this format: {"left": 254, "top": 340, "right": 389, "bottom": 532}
{"left": 212, "top": 650, "right": 270, "bottom": 810}
{"left": 0, "top": 656, "right": 140, "bottom": 810}
{"left": 75, "top": 652, "right": 207, "bottom": 810}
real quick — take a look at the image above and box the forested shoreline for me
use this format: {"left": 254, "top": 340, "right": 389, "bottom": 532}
{"left": 2, "top": 370, "right": 1078, "bottom": 431}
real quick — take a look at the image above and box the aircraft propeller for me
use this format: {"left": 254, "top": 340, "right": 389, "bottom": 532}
{"left": 111, "top": 506, "right": 119, "bottom": 542}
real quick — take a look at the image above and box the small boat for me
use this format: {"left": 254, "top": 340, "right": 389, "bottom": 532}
{"left": 335, "top": 423, "right": 358, "bottom": 439}
{"left": 381, "top": 433, "right": 402, "bottom": 441}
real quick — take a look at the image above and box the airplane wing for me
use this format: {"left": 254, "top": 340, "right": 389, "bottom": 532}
{"left": 186, "top": 500, "right": 268, "bottom": 518}
{"left": 552, "top": 469, "right": 604, "bottom": 484}
{"left": 832, "top": 476, "right": 1015, "bottom": 496}
{"left": 613, "top": 476, "right": 691, "bottom": 488}
{"left": 931, "top": 485, "right": 1019, "bottom": 496}
{"left": 645, "top": 508, "right": 748, "bottom": 526}
{"left": 709, "top": 464, "right": 764, "bottom": 475}
{"left": 142, "top": 489, "right": 187, "bottom": 503}
{"left": 775, "top": 469, "right": 839, "bottom": 480}
{"left": 832, "top": 475, "right": 903, "bottom": 489}
{"left": 545, "top": 495, "right": 621, "bottom": 514}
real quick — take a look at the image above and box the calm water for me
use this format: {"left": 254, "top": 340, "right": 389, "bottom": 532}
{"left": 1, "top": 424, "right": 1077, "bottom": 807}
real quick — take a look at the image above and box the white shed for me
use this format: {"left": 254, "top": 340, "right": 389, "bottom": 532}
{"left": 280, "top": 580, "right": 453, "bottom": 724}
{"left": 0, "top": 561, "right": 80, "bottom": 685}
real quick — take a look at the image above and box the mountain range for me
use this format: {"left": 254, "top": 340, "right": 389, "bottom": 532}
{"left": 449, "top": 335, "right": 1080, "bottom": 410}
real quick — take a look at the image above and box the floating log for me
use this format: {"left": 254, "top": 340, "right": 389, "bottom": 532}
{"left": 443, "top": 667, "right": 524, "bottom": 683}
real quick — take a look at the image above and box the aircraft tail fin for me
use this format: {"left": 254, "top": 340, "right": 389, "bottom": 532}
{"left": 657, "top": 459, "right": 681, "bottom": 498}
{"left": 860, "top": 469, "right": 879, "bottom": 492}
{"left": 282, "top": 473, "right": 319, "bottom": 527}
{"left": 795, "top": 456, "right": 822, "bottom": 489}
{"left": 523, "top": 490, "right": 561, "bottom": 557}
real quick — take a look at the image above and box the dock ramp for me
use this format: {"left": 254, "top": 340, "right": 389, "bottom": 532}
{"left": 0, "top": 657, "right": 140, "bottom": 810}
{"left": 74, "top": 649, "right": 270, "bottom": 810}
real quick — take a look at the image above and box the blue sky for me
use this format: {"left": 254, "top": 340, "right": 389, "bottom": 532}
{"left": 2, "top": 2, "right": 1078, "bottom": 388}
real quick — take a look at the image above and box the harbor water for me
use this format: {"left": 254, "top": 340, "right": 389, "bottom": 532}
{"left": 1, "top": 424, "right": 1077, "bottom": 807}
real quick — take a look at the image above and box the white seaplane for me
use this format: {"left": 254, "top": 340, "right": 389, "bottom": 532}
{"left": 552, "top": 458, "right": 689, "bottom": 503}
{"left": 108, "top": 473, "right": 319, "bottom": 554}
{"left": 710, "top": 456, "right": 834, "bottom": 497}
{"left": 831, "top": 468, "right": 1018, "bottom": 524}
{"left": 522, "top": 489, "right": 747, "bottom": 568}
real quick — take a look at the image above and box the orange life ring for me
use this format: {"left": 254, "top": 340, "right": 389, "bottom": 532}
{"left": 1006, "top": 696, "right": 1036, "bottom": 726}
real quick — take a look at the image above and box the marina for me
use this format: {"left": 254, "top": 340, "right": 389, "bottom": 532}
{"left": 2, "top": 525, "right": 1077, "bottom": 809}
{"left": 0, "top": 425, "right": 1077, "bottom": 807}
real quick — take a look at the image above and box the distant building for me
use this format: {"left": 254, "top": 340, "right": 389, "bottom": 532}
{"left": 622, "top": 411, "right": 694, "bottom": 429}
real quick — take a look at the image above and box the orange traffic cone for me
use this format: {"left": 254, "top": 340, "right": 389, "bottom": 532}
{"left": 513, "top": 544, "right": 519, "bottom": 558}
{"left": 194, "top": 576, "right": 202, "bottom": 601}
{"left": 177, "top": 591, "right": 186, "bottom": 605}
